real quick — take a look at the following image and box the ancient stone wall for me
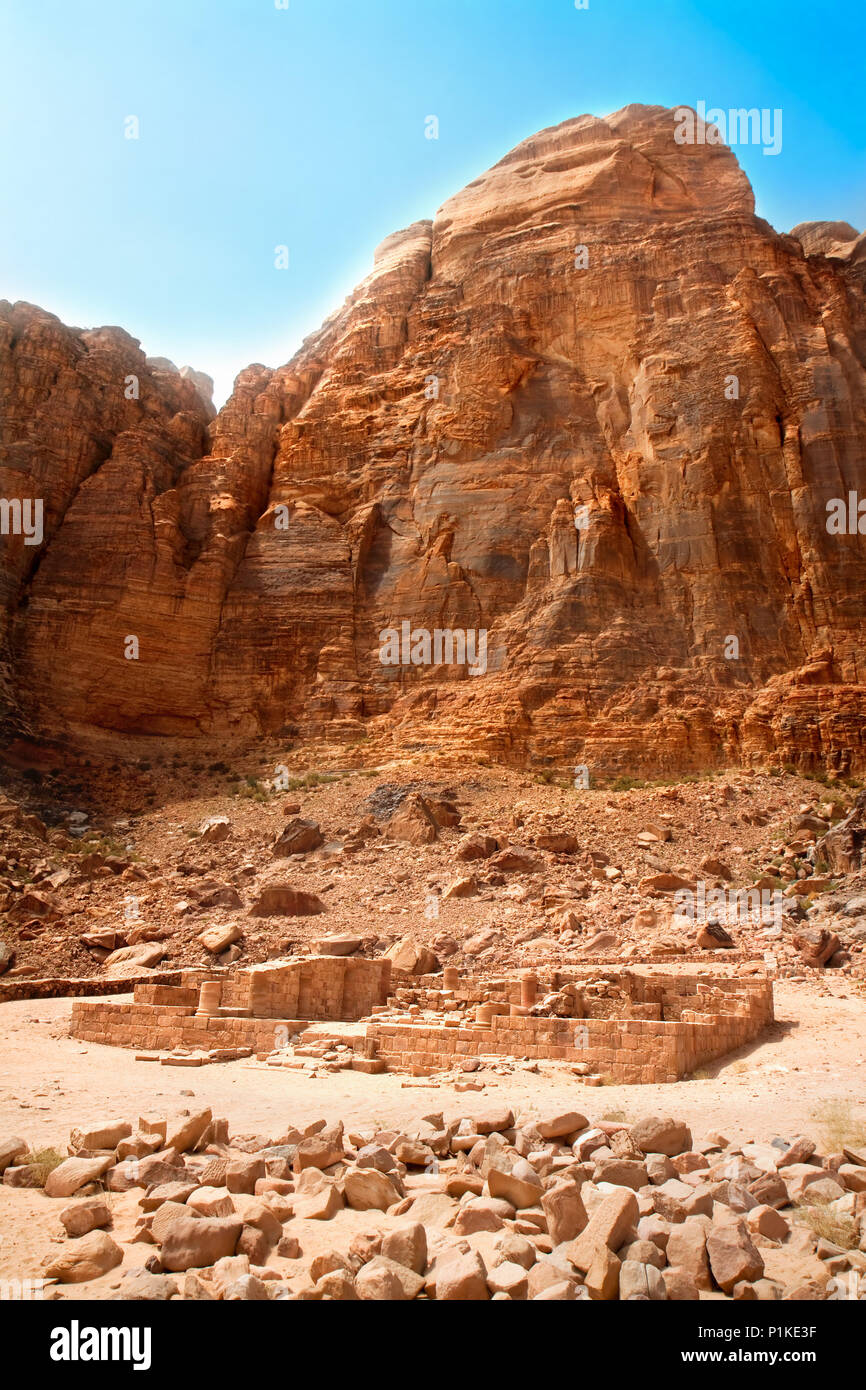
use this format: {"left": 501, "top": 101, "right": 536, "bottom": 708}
{"left": 368, "top": 975, "right": 772, "bottom": 1083}
{"left": 70, "top": 955, "right": 392, "bottom": 1052}
{"left": 69, "top": 957, "right": 772, "bottom": 1082}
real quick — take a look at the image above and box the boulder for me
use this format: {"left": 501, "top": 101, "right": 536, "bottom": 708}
{"left": 198, "top": 923, "right": 242, "bottom": 955}
{"left": 187, "top": 1186, "right": 236, "bottom": 1218}
{"left": 312, "top": 935, "right": 362, "bottom": 956}
{"left": 487, "top": 1261, "right": 529, "bottom": 1298}
{"left": 639, "top": 874, "right": 696, "bottom": 895}
{"left": 454, "top": 1199, "right": 507, "bottom": 1234}
{"left": 59, "top": 1195, "right": 113, "bottom": 1237}
{"left": 114, "top": 1270, "right": 178, "bottom": 1300}
{"left": 292, "top": 1181, "right": 343, "bottom": 1221}
{"left": 619, "top": 1260, "right": 667, "bottom": 1300}
{"left": 45, "top": 1156, "right": 113, "bottom": 1199}
{"left": 568, "top": 1189, "right": 639, "bottom": 1273}
{"left": 593, "top": 1158, "right": 648, "bottom": 1190}
{"left": 250, "top": 885, "right": 326, "bottom": 917}
{"left": 0, "top": 1137, "right": 28, "bottom": 1174}
{"left": 433, "top": 1249, "right": 489, "bottom": 1301}
{"left": 356, "top": 1256, "right": 424, "bottom": 1300}
{"left": 159, "top": 1215, "right": 244, "bottom": 1272}
{"left": 491, "top": 847, "right": 539, "bottom": 873}
{"left": 706, "top": 1220, "right": 765, "bottom": 1293}
{"left": 343, "top": 1167, "right": 402, "bottom": 1212}
{"left": 536, "top": 1111, "right": 588, "bottom": 1140}
{"left": 386, "top": 795, "right": 439, "bottom": 845}
{"left": 69, "top": 1120, "right": 131, "bottom": 1152}
{"left": 665, "top": 1219, "right": 712, "bottom": 1289}
{"left": 542, "top": 1180, "right": 588, "bottom": 1245}
{"left": 386, "top": 936, "right": 439, "bottom": 975}
{"left": 585, "top": 1246, "right": 621, "bottom": 1300}
{"left": 226, "top": 1156, "right": 266, "bottom": 1194}
{"left": 198, "top": 816, "right": 231, "bottom": 843}
{"left": 103, "top": 942, "right": 166, "bottom": 973}
{"left": 381, "top": 1222, "right": 427, "bottom": 1274}
{"left": 455, "top": 833, "right": 499, "bottom": 861}
{"left": 487, "top": 1160, "right": 543, "bottom": 1210}
{"left": 43, "top": 1231, "right": 123, "bottom": 1283}
{"left": 443, "top": 876, "right": 478, "bottom": 900}
{"left": 273, "top": 818, "right": 324, "bottom": 857}
{"left": 817, "top": 791, "right": 866, "bottom": 872}
{"left": 536, "top": 832, "right": 579, "bottom": 854}
{"left": 293, "top": 1123, "right": 344, "bottom": 1172}
{"left": 630, "top": 1116, "right": 692, "bottom": 1157}
{"left": 165, "top": 1109, "right": 212, "bottom": 1153}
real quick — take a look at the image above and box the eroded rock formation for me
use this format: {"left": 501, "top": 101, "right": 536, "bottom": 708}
{"left": 2, "top": 104, "right": 865, "bottom": 774}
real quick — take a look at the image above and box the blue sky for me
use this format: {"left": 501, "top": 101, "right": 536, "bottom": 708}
{"left": 2, "top": 0, "right": 864, "bottom": 404}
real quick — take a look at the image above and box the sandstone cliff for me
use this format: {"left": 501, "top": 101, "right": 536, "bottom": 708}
{"left": 2, "top": 105, "right": 865, "bottom": 776}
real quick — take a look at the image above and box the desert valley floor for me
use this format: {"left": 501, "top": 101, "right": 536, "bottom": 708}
{"left": 0, "top": 751, "right": 864, "bottom": 1302}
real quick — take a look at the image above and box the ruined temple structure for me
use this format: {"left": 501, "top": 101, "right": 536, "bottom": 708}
{"left": 70, "top": 955, "right": 774, "bottom": 1084}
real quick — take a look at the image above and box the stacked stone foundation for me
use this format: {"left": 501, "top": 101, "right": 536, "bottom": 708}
{"left": 70, "top": 955, "right": 391, "bottom": 1054}
{"left": 369, "top": 990, "right": 770, "bottom": 1083}
{"left": 69, "top": 958, "right": 773, "bottom": 1083}
{"left": 367, "top": 970, "right": 773, "bottom": 1083}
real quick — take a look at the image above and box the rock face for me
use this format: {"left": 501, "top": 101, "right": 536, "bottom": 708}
{"left": 3, "top": 104, "right": 865, "bottom": 773}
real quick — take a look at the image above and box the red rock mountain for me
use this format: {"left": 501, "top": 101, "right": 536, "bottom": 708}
{"left": 2, "top": 105, "right": 865, "bottom": 775}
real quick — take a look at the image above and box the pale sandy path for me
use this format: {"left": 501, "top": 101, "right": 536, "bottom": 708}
{"left": 1, "top": 981, "right": 863, "bottom": 1149}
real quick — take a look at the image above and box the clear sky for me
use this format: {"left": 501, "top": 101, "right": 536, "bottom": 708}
{"left": 2, "top": 0, "right": 864, "bottom": 404}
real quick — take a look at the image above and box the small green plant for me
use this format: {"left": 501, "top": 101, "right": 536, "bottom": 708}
{"left": 234, "top": 780, "right": 270, "bottom": 803}
{"left": 609, "top": 775, "right": 647, "bottom": 792}
{"left": 72, "top": 834, "right": 131, "bottom": 860}
{"left": 284, "top": 771, "right": 342, "bottom": 790}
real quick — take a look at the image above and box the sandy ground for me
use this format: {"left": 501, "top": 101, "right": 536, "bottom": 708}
{"left": 2, "top": 982, "right": 863, "bottom": 1150}
{"left": 1, "top": 977, "right": 864, "bottom": 1297}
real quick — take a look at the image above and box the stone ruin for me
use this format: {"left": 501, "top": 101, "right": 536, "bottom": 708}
{"left": 70, "top": 954, "right": 774, "bottom": 1085}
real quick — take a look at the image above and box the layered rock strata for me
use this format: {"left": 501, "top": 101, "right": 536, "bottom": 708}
{"left": 2, "top": 104, "right": 865, "bottom": 773}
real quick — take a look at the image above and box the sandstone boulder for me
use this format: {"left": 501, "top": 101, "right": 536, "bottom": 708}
{"left": 273, "top": 819, "right": 324, "bottom": 857}
{"left": 59, "top": 1195, "right": 113, "bottom": 1237}
{"left": 159, "top": 1215, "right": 244, "bottom": 1272}
{"left": 250, "top": 885, "right": 326, "bottom": 916}
{"left": 630, "top": 1116, "right": 692, "bottom": 1157}
{"left": 45, "top": 1156, "right": 113, "bottom": 1199}
{"left": 43, "top": 1231, "right": 123, "bottom": 1283}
